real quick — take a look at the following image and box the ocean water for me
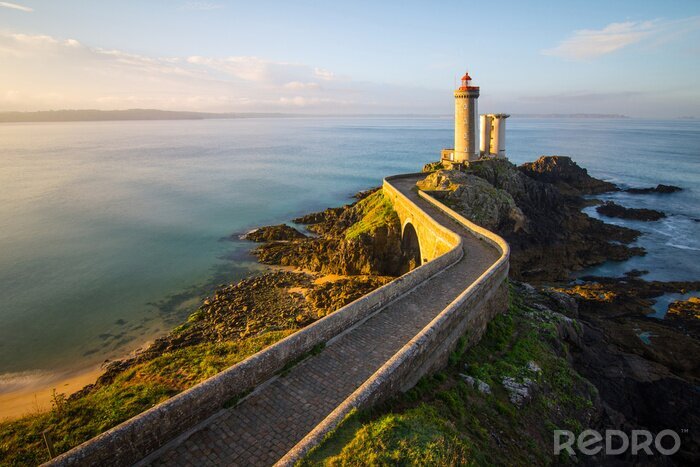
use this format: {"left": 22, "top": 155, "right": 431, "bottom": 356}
{"left": 0, "top": 117, "right": 698, "bottom": 389}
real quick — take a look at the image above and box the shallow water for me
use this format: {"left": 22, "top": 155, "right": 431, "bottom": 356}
{"left": 0, "top": 117, "right": 698, "bottom": 387}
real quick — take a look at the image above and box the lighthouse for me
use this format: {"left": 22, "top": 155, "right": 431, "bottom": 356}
{"left": 453, "top": 72, "right": 480, "bottom": 163}
{"left": 440, "top": 70, "right": 509, "bottom": 167}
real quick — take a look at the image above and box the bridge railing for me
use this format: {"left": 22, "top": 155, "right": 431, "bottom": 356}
{"left": 278, "top": 177, "right": 509, "bottom": 466}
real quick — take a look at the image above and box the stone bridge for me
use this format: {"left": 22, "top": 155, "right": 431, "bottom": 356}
{"left": 384, "top": 177, "right": 458, "bottom": 267}
{"left": 46, "top": 173, "right": 510, "bottom": 467}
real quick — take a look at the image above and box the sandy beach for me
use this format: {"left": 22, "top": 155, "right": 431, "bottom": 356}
{"left": 0, "top": 367, "right": 103, "bottom": 421}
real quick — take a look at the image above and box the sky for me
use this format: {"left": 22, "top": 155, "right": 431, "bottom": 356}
{"left": 1, "top": 0, "right": 699, "bottom": 117}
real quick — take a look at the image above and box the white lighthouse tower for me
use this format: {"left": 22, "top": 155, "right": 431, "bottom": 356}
{"left": 453, "top": 72, "right": 480, "bottom": 163}
{"left": 440, "top": 69, "right": 509, "bottom": 167}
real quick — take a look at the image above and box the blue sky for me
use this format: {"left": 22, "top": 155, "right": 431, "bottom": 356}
{"left": 1, "top": 0, "right": 699, "bottom": 116}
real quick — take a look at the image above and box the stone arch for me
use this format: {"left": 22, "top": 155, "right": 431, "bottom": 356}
{"left": 401, "top": 220, "right": 422, "bottom": 273}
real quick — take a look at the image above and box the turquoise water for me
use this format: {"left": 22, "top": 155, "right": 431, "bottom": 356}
{"left": 0, "top": 117, "right": 698, "bottom": 387}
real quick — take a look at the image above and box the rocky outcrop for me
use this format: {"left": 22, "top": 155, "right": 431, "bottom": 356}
{"left": 515, "top": 279, "right": 699, "bottom": 465}
{"left": 244, "top": 224, "right": 307, "bottom": 242}
{"left": 626, "top": 184, "right": 683, "bottom": 194}
{"left": 665, "top": 296, "right": 700, "bottom": 339}
{"left": 416, "top": 170, "right": 527, "bottom": 233}
{"left": 255, "top": 190, "right": 408, "bottom": 276}
{"left": 518, "top": 155, "right": 618, "bottom": 196}
{"left": 553, "top": 276, "right": 700, "bottom": 463}
{"left": 96, "top": 271, "right": 393, "bottom": 387}
{"left": 416, "top": 158, "right": 643, "bottom": 281}
{"left": 596, "top": 201, "right": 666, "bottom": 221}
{"left": 415, "top": 156, "right": 698, "bottom": 464}
{"left": 571, "top": 321, "right": 699, "bottom": 465}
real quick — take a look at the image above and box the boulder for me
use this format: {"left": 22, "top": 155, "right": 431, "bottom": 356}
{"left": 417, "top": 169, "right": 527, "bottom": 233}
{"left": 625, "top": 184, "right": 682, "bottom": 194}
{"left": 596, "top": 201, "right": 665, "bottom": 221}
{"left": 518, "top": 155, "right": 618, "bottom": 196}
{"left": 244, "top": 224, "right": 306, "bottom": 242}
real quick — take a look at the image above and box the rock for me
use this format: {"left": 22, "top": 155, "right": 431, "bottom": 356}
{"left": 306, "top": 276, "right": 393, "bottom": 316}
{"left": 244, "top": 224, "right": 307, "bottom": 242}
{"left": 353, "top": 187, "right": 380, "bottom": 200}
{"left": 459, "top": 374, "right": 492, "bottom": 394}
{"left": 557, "top": 276, "right": 700, "bottom": 380}
{"left": 665, "top": 296, "right": 700, "bottom": 339}
{"left": 625, "top": 184, "right": 682, "bottom": 194}
{"left": 416, "top": 159, "right": 643, "bottom": 281}
{"left": 518, "top": 155, "right": 618, "bottom": 196}
{"left": 293, "top": 206, "right": 345, "bottom": 230}
{"left": 257, "top": 190, "right": 410, "bottom": 276}
{"left": 502, "top": 376, "right": 535, "bottom": 406}
{"left": 527, "top": 361, "right": 541, "bottom": 373}
{"left": 596, "top": 201, "right": 665, "bottom": 221}
{"left": 477, "top": 380, "right": 491, "bottom": 394}
{"left": 624, "top": 269, "right": 649, "bottom": 278}
{"left": 518, "top": 282, "right": 537, "bottom": 296}
{"left": 422, "top": 161, "right": 445, "bottom": 172}
{"left": 417, "top": 170, "right": 527, "bottom": 233}
{"left": 570, "top": 320, "right": 700, "bottom": 461}
{"left": 542, "top": 288, "right": 579, "bottom": 317}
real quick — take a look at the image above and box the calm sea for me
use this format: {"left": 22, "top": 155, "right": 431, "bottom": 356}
{"left": 0, "top": 117, "right": 698, "bottom": 389}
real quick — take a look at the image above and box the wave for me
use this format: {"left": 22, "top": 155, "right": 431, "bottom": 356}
{"left": 666, "top": 242, "right": 700, "bottom": 252}
{"left": 0, "top": 369, "right": 53, "bottom": 393}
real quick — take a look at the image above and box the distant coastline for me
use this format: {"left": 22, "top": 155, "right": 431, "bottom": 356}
{"left": 512, "top": 113, "right": 629, "bottom": 119}
{"left": 0, "top": 108, "right": 638, "bottom": 123}
{"left": 0, "top": 109, "right": 293, "bottom": 123}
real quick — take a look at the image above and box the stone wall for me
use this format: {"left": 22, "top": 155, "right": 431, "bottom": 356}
{"left": 382, "top": 172, "right": 461, "bottom": 263}
{"left": 277, "top": 184, "right": 510, "bottom": 466}
{"left": 46, "top": 173, "right": 508, "bottom": 467}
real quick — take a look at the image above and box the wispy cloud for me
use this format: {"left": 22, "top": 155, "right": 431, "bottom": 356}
{"left": 0, "top": 1, "right": 33, "bottom": 12}
{"left": 543, "top": 20, "right": 655, "bottom": 60}
{"left": 0, "top": 31, "right": 443, "bottom": 113}
{"left": 543, "top": 17, "right": 700, "bottom": 60}
{"left": 180, "top": 1, "right": 223, "bottom": 11}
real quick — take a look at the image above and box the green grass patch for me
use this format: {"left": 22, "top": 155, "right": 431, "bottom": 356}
{"left": 302, "top": 405, "right": 473, "bottom": 466}
{"left": 0, "top": 329, "right": 294, "bottom": 466}
{"left": 303, "top": 286, "right": 596, "bottom": 466}
{"left": 344, "top": 191, "right": 399, "bottom": 240}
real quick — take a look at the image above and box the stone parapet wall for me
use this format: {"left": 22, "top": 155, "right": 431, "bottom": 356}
{"left": 383, "top": 173, "right": 461, "bottom": 262}
{"left": 277, "top": 182, "right": 510, "bottom": 466}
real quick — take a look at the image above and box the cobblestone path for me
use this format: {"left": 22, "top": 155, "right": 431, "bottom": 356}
{"left": 144, "top": 175, "right": 499, "bottom": 466}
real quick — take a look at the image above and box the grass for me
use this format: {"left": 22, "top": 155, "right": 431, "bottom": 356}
{"left": 344, "top": 191, "right": 399, "bottom": 240}
{"left": 0, "top": 329, "right": 294, "bottom": 466}
{"left": 301, "top": 407, "right": 473, "bottom": 467}
{"left": 302, "top": 286, "right": 597, "bottom": 466}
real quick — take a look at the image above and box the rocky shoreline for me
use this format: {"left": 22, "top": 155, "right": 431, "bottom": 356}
{"left": 418, "top": 156, "right": 698, "bottom": 463}
{"left": 97, "top": 155, "right": 688, "bottom": 396}
{"left": 239, "top": 155, "right": 697, "bottom": 463}
{"left": 2, "top": 155, "right": 696, "bottom": 465}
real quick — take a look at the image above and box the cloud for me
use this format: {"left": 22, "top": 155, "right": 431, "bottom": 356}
{"left": 180, "top": 1, "right": 223, "bottom": 11}
{"left": 543, "top": 21, "right": 655, "bottom": 60}
{"left": 283, "top": 81, "right": 321, "bottom": 90}
{"left": 313, "top": 68, "right": 335, "bottom": 81}
{"left": 0, "top": 1, "right": 33, "bottom": 12}
{"left": 543, "top": 16, "right": 700, "bottom": 60}
{"left": 0, "top": 31, "right": 441, "bottom": 113}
